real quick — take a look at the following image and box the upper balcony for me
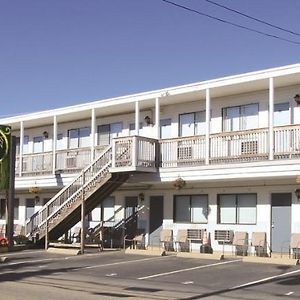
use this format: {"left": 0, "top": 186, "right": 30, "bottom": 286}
{"left": 14, "top": 124, "right": 300, "bottom": 178}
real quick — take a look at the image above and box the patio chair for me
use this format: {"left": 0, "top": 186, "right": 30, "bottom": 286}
{"left": 72, "top": 227, "right": 81, "bottom": 243}
{"left": 160, "top": 229, "right": 173, "bottom": 251}
{"left": 124, "top": 233, "right": 145, "bottom": 250}
{"left": 251, "top": 232, "right": 268, "bottom": 257}
{"left": 290, "top": 233, "right": 300, "bottom": 259}
{"left": 174, "top": 229, "right": 188, "bottom": 252}
{"left": 233, "top": 231, "right": 248, "bottom": 256}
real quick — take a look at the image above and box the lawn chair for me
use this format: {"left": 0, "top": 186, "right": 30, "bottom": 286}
{"left": 233, "top": 231, "right": 248, "bottom": 256}
{"left": 251, "top": 232, "right": 268, "bottom": 257}
{"left": 174, "top": 229, "right": 188, "bottom": 252}
{"left": 124, "top": 233, "right": 145, "bottom": 250}
{"left": 160, "top": 229, "right": 173, "bottom": 251}
{"left": 290, "top": 233, "right": 300, "bottom": 259}
{"left": 72, "top": 227, "right": 81, "bottom": 243}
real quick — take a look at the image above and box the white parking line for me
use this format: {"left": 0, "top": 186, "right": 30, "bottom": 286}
{"left": 76, "top": 255, "right": 176, "bottom": 271}
{"left": 138, "top": 259, "right": 242, "bottom": 280}
{"left": 285, "top": 292, "right": 294, "bottom": 296}
{"left": 230, "top": 268, "right": 300, "bottom": 290}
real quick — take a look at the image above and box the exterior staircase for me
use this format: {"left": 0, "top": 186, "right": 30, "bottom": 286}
{"left": 25, "top": 136, "right": 158, "bottom": 243}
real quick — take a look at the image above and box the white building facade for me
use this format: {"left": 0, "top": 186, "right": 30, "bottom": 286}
{"left": 1, "top": 64, "right": 300, "bottom": 254}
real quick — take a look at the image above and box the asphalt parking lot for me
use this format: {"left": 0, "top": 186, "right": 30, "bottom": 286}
{"left": 0, "top": 249, "right": 300, "bottom": 299}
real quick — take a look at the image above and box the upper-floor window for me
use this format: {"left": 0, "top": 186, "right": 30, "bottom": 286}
{"left": 218, "top": 193, "right": 257, "bottom": 224}
{"left": 33, "top": 136, "right": 44, "bottom": 153}
{"left": 56, "top": 133, "right": 64, "bottom": 150}
{"left": 129, "top": 123, "right": 143, "bottom": 136}
{"left": 68, "top": 127, "right": 91, "bottom": 149}
{"left": 160, "top": 118, "right": 172, "bottom": 139}
{"left": 174, "top": 194, "right": 208, "bottom": 223}
{"left": 23, "top": 135, "right": 29, "bottom": 154}
{"left": 179, "top": 111, "right": 206, "bottom": 137}
{"left": 98, "top": 122, "right": 122, "bottom": 146}
{"left": 222, "top": 103, "right": 259, "bottom": 132}
{"left": 274, "top": 102, "right": 290, "bottom": 126}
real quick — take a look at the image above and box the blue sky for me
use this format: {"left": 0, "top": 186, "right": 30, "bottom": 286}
{"left": 0, "top": 0, "right": 299, "bottom": 117}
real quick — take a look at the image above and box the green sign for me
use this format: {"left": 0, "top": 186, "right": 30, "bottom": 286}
{"left": 0, "top": 125, "right": 11, "bottom": 190}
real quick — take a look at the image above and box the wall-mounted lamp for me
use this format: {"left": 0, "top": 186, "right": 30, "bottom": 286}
{"left": 295, "top": 188, "right": 300, "bottom": 201}
{"left": 138, "top": 192, "right": 145, "bottom": 203}
{"left": 144, "top": 116, "right": 152, "bottom": 126}
{"left": 43, "top": 131, "right": 49, "bottom": 139}
{"left": 294, "top": 94, "right": 300, "bottom": 106}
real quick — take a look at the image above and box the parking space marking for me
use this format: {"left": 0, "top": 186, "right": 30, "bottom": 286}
{"left": 138, "top": 259, "right": 242, "bottom": 280}
{"left": 285, "top": 292, "right": 294, "bottom": 296}
{"left": 74, "top": 255, "right": 176, "bottom": 271}
{"left": 230, "top": 268, "right": 300, "bottom": 290}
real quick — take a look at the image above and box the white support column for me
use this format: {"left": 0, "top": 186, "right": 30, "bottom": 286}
{"left": 205, "top": 89, "right": 211, "bottom": 165}
{"left": 155, "top": 97, "right": 160, "bottom": 139}
{"left": 91, "top": 108, "right": 96, "bottom": 161}
{"left": 135, "top": 101, "right": 140, "bottom": 136}
{"left": 52, "top": 115, "right": 57, "bottom": 175}
{"left": 19, "top": 121, "right": 24, "bottom": 177}
{"left": 269, "top": 77, "right": 274, "bottom": 160}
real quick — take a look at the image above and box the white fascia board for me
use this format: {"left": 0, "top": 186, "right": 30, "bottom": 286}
{"left": 159, "top": 160, "right": 300, "bottom": 182}
{"left": 2, "top": 63, "right": 300, "bottom": 125}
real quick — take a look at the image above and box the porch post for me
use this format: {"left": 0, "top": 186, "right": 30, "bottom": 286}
{"left": 80, "top": 171, "right": 86, "bottom": 254}
{"left": 135, "top": 101, "right": 140, "bottom": 136}
{"left": 269, "top": 77, "right": 274, "bottom": 160}
{"left": 91, "top": 108, "right": 96, "bottom": 161}
{"left": 205, "top": 88, "right": 211, "bottom": 165}
{"left": 155, "top": 97, "right": 160, "bottom": 139}
{"left": 52, "top": 115, "right": 57, "bottom": 175}
{"left": 19, "top": 121, "right": 24, "bottom": 177}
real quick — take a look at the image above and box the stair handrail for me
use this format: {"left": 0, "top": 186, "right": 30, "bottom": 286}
{"left": 25, "top": 145, "right": 112, "bottom": 236}
{"left": 36, "top": 161, "right": 112, "bottom": 232}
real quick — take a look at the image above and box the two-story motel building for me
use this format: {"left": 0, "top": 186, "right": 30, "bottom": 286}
{"left": 1, "top": 63, "right": 300, "bottom": 253}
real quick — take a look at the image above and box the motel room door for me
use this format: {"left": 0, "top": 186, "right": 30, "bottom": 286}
{"left": 124, "top": 197, "right": 138, "bottom": 239}
{"left": 149, "top": 196, "right": 164, "bottom": 246}
{"left": 271, "top": 193, "right": 292, "bottom": 253}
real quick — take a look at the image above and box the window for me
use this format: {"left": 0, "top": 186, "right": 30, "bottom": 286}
{"left": 23, "top": 135, "right": 29, "bottom": 154}
{"left": 218, "top": 194, "right": 257, "bottom": 224}
{"left": 98, "top": 122, "right": 122, "bottom": 145}
{"left": 174, "top": 195, "right": 208, "bottom": 223}
{"left": 129, "top": 123, "right": 143, "bottom": 136}
{"left": 56, "top": 133, "right": 64, "bottom": 150}
{"left": 16, "top": 137, "right": 20, "bottom": 155}
{"left": 91, "top": 196, "right": 115, "bottom": 222}
{"left": 0, "top": 199, "right": 6, "bottom": 220}
{"left": 25, "top": 199, "right": 35, "bottom": 219}
{"left": 274, "top": 102, "right": 290, "bottom": 126}
{"left": 223, "top": 104, "right": 258, "bottom": 132}
{"left": 160, "top": 119, "right": 172, "bottom": 139}
{"left": 33, "top": 136, "right": 44, "bottom": 153}
{"left": 68, "top": 127, "right": 91, "bottom": 149}
{"left": 179, "top": 111, "right": 206, "bottom": 137}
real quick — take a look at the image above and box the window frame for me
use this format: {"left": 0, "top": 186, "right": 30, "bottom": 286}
{"left": 173, "top": 194, "right": 208, "bottom": 224}
{"left": 222, "top": 103, "right": 259, "bottom": 132}
{"left": 97, "top": 122, "right": 123, "bottom": 145}
{"left": 179, "top": 111, "right": 206, "bottom": 137}
{"left": 217, "top": 193, "right": 257, "bottom": 225}
{"left": 67, "top": 127, "right": 91, "bottom": 149}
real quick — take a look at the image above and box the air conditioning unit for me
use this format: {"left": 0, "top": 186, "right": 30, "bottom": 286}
{"left": 241, "top": 140, "right": 258, "bottom": 155}
{"left": 66, "top": 156, "right": 77, "bottom": 168}
{"left": 178, "top": 145, "right": 192, "bottom": 160}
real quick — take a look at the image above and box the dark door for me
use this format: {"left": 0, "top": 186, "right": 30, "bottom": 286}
{"left": 149, "top": 196, "right": 164, "bottom": 246}
{"left": 271, "top": 193, "right": 292, "bottom": 253}
{"left": 124, "top": 197, "right": 138, "bottom": 239}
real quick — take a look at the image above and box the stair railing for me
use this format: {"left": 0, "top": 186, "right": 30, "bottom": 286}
{"left": 25, "top": 145, "right": 112, "bottom": 238}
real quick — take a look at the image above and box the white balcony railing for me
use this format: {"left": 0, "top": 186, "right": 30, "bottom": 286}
{"left": 15, "top": 125, "right": 300, "bottom": 176}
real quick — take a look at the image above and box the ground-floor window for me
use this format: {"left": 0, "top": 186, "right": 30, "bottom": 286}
{"left": 174, "top": 194, "right": 208, "bottom": 223}
{"left": 90, "top": 197, "right": 115, "bottom": 222}
{"left": 218, "top": 193, "right": 257, "bottom": 224}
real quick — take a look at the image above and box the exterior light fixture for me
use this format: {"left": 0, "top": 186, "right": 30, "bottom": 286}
{"left": 173, "top": 177, "right": 186, "bottom": 190}
{"left": 294, "top": 94, "right": 300, "bottom": 106}
{"left": 138, "top": 193, "right": 145, "bottom": 203}
{"left": 295, "top": 189, "right": 300, "bottom": 201}
{"left": 144, "top": 116, "right": 151, "bottom": 125}
{"left": 43, "top": 131, "right": 49, "bottom": 138}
